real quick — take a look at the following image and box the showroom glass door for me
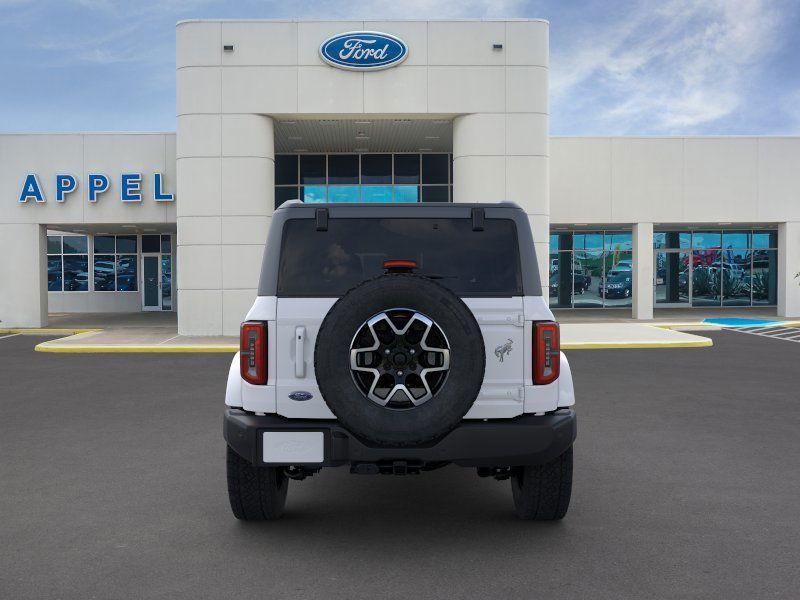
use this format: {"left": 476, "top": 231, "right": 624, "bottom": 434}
{"left": 142, "top": 255, "right": 161, "bottom": 311}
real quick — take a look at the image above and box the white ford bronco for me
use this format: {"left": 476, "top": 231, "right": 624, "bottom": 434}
{"left": 224, "top": 202, "right": 576, "bottom": 520}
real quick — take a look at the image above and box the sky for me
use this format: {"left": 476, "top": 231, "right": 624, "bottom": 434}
{"left": 0, "top": 0, "right": 798, "bottom": 135}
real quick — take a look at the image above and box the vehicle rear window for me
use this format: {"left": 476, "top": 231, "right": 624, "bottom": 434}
{"left": 277, "top": 218, "right": 522, "bottom": 297}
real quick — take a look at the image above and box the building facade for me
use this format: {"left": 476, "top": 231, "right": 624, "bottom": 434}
{"left": 0, "top": 19, "right": 798, "bottom": 332}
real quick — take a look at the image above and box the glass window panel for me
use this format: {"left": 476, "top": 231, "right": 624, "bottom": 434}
{"left": 94, "top": 235, "right": 115, "bottom": 253}
{"left": 327, "top": 186, "right": 360, "bottom": 203}
{"left": 47, "top": 256, "right": 62, "bottom": 291}
{"left": 361, "top": 154, "right": 391, "bottom": 184}
{"left": 275, "top": 186, "right": 299, "bottom": 208}
{"left": 116, "top": 255, "right": 137, "bottom": 291}
{"left": 554, "top": 232, "right": 573, "bottom": 252}
{"left": 692, "top": 231, "right": 721, "bottom": 249}
{"left": 603, "top": 251, "right": 633, "bottom": 307}
{"left": 573, "top": 233, "right": 603, "bottom": 250}
{"left": 572, "top": 251, "right": 603, "bottom": 307}
{"left": 161, "top": 255, "right": 172, "bottom": 310}
{"left": 328, "top": 155, "right": 358, "bottom": 184}
{"left": 361, "top": 186, "right": 393, "bottom": 203}
{"left": 47, "top": 235, "right": 62, "bottom": 254}
{"left": 752, "top": 249, "right": 777, "bottom": 305}
{"left": 116, "top": 235, "right": 137, "bottom": 254}
{"left": 655, "top": 251, "right": 690, "bottom": 305}
{"left": 656, "top": 231, "right": 690, "bottom": 249}
{"left": 549, "top": 250, "right": 573, "bottom": 308}
{"left": 549, "top": 234, "right": 559, "bottom": 251}
{"left": 394, "top": 154, "right": 420, "bottom": 184}
{"left": 141, "top": 234, "right": 160, "bottom": 253}
{"left": 752, "top": 230, "right": 778, "bottom": 249}
{"left": 393, "top": 185, "right": 418, "bottom": 203}
{"left": 93, "top": 255, "right": 116, "bottom": 291}
{"left": 722, "top": 231, "right": 750, "bottom": 249}
{"left": 303, "top": 185, "right": 327, "bottom": 203}
{"left": 421, "top": 154, "right": 449, "bottom": 184}
{"left": 161, "top": 235, "right": 172, "bottom": 254}
{"left": 300, "top": 155, "right": 326, "bottom": 184}
{"left": 63, "top": 255, "right": 89, "bottom": 291}
{"left": 421, "top": 186, "right": 449, "bottom": 202}
{"left": 691, "top": 250, "right": 721, "bottom": 306}
{"left": 604, "top": 232, "right": 632, "bottom": 251}
{"left": 62, "top": 235, "right": 88, "bottom": 254}
{"left": 275, "top": 155, "right": 298, "bottom": 185}
{"left": 277, "top": 218, "right": 522, "bottom": 297}
{"left": 722, "top": 249, "right": 752, "bottom": 306}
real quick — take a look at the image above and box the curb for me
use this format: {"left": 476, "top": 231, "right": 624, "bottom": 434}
{"left": 562, "top": 339, "right": 713, "bottom": 350}
{"left": 35, "top": 343, "right": 238, "bottom": 353}
{"left": 0, "top": 328, "right": 101, "bottom": 335}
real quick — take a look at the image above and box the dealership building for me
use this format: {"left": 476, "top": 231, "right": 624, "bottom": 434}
{"left": 1, "top": 19, "right": 799, "bottom": 335}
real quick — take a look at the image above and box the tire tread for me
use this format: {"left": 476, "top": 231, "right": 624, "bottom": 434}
{"left": 226, "top": 446, "right": 288, "bottom": 520}
{"left": 511, "top": 447, "right": 573, "bottom": 520}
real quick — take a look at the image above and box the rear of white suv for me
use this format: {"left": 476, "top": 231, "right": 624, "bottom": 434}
{"left": 224, "top": 202, "right": 576, "bottom": 520}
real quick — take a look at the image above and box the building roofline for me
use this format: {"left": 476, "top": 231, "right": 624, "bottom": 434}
{"left": 551, "top": 135, "right": 800, "bottom": 140}
{"left": 0, "top": 131, "right": 175, "bottom": 136}
{"left": 176, "top": 18, "right": 549, "bottom": 26}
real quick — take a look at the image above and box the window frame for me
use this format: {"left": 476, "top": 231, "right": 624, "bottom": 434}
{"left": 92, "top": 234, "right": 139, "bottom": 293}
{"left": 274, "top": 152, "right": 453, "bottom": 208}
{"left": 47, "top": 234, "right": 90, "bottom": 293}
{"left": 652, "top": 228, "right": 778, "bottom": 308}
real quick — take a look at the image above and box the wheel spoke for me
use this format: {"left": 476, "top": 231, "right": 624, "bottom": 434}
{"left": 349, "top": 308, "right": 450, "bottom": 408}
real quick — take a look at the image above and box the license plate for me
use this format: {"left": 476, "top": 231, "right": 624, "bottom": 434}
{"left": 262, "top": 431, "right": 324, "bottom": 464}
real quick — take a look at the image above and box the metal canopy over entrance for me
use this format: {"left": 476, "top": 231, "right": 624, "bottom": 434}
{"left": 273, "top": 117, "right": 454, "bottom": 154}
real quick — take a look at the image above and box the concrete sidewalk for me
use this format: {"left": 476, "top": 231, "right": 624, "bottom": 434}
{"left": 3, "top": 311, "right": 714, "bottom": 352}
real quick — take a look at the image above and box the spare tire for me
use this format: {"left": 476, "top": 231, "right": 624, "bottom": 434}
{"left": 314, "top": 274, "right": 485, "bottom": 446}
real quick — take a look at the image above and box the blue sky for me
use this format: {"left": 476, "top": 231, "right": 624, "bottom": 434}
{"left": 1, "top": 0, "right": 798, "bottom": 135}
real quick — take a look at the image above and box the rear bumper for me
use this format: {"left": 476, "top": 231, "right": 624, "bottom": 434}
{"left": 224, "top": 408, "right": 576, "bottom": 468}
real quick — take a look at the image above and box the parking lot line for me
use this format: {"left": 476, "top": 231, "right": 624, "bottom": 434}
{"left": 0, "top": 333, "right": 21, "bottom": 341}
{"left": 725, "top": 325, "right": 800, "bottom": 343}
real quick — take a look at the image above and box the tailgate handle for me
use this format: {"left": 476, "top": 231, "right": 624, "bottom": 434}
{"left": 294, "top": 326, "right": 306, "bottom": 378}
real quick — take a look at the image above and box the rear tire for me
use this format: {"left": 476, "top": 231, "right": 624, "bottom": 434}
{"left": 226, "top": 446, "right": 288, "bottom": 520}
{"left": 510, "top": 447, "right": 573, "bottom": 520}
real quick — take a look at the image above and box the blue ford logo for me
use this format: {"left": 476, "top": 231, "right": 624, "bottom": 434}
{"left": 288, "top": 391, "right": 313, "bottom": 402}
{"left": 319, "top": 31, "right": 408, "bottom": 71}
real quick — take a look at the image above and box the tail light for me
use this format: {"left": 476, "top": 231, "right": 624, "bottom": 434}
{"left": 240, "top": 321, "right": 267, "bottom": 385}
{"left": 533, "top": 321, "right": 560, "bottom": 385}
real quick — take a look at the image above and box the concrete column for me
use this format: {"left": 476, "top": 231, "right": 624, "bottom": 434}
{"left": 0, "top": 224, "right": 47, "bottom": 327}
{"left": 778, "top": 221, "right": 800, "bottom": 318}
{"left": 177, "top": 114, "right": 274, "bottom": 336}
{"left": 453, "top": 113, "right": 549, "bottom": 294}
{"left": 632, "top": 222, "right": 654, "bottom": 320}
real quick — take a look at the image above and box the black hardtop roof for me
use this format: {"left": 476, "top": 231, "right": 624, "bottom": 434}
{"left": 259, "top": 200, "right": 541, "bottom": 296}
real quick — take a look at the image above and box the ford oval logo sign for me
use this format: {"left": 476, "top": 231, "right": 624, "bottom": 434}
{"left": 319, "top": 31, "right": 408, "bottom": 71}
{"left": 288, "top": 391, "right": 313, "bottom": 402}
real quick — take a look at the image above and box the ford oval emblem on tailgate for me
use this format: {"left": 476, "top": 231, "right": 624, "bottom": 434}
{"left": 319, "top": 31, "right": 408, "bottom": 71}
{"left": 289, "top": 391, "right": 313, "bottom": 402}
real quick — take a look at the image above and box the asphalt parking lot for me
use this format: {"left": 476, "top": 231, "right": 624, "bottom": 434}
{"left": 1, "top": 331, "right": 799, "bottom": 599}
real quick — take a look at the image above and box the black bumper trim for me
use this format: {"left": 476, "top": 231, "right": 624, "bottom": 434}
{"left": 224, "top": 409, "right": 576, "bottom": 468}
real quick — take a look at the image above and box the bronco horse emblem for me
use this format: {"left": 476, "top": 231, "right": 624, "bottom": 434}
{"left": 494, "top": 338, "right": 514, "bottom": 362}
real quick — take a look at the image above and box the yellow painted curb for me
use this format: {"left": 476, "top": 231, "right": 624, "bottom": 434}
{"left": 652, "top": 323, "right": 721, "bottom": 331}
{"left": 35, "top": 343, "right": 237, "bottom": 353}
{"left": 34, "top": 342, "right": 239, "bottom": 354}
{"left": 0, "top": 328, "right": 101, "bottom": 335}
{"left": 562, "top": 339, "right": 713, "bottom": 350}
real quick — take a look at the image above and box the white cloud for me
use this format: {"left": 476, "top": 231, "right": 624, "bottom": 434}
{"left": 551, "top": 0, "right": 790, "bottom": 133}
